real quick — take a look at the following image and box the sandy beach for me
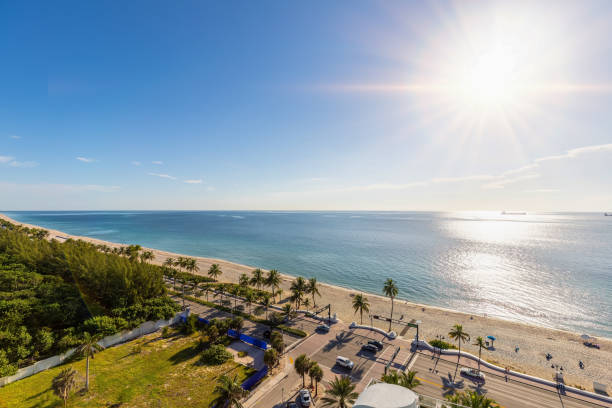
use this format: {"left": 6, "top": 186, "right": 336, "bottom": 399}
{"left": 2, "top": 213, "right": 610, "bottom": 392}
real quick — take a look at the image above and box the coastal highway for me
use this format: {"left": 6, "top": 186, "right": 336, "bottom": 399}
{"left": 410, "top": 353, "right": 610, "bottom": 408}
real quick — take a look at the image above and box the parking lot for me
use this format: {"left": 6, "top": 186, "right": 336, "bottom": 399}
{"left": 311, "top": 330, "right": 394, "bottom": 383}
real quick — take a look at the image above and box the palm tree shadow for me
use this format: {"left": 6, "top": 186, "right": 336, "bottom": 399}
{"left": 323, "top": 332, "right": 355, "bottom": 352}
{"left": 469, "top": 383, "right": 488, "bottom": 395}
{"left": 169, "top": 345, "right": 199, "bottom": 365}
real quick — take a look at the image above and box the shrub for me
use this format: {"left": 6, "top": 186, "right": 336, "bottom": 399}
{"left": 82, "top": 316, "right": 128, "bottom": 336}
{"left": 237, "top": 351, "right": 248, "bottom": 358}
{"left": 277, "top": 325, "right": 307, "bottom": 338}
{"left": 429, "top": 339, "right": 457, "bottom": 350}
{"left": 201, "top": 344, "right": 233, "bottom": 365}
{"left": 0, "top": 350, "right": 17, "bottom": 377}
{"left": 161, "top": 327, "right": 171, "bottom": 338}
{"left": 182, "top": 314, "right": 200, "bottom": 335}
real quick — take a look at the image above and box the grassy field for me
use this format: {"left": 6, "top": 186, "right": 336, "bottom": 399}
{"left": 0, "top": 329, "right": 255, "bottom": 408}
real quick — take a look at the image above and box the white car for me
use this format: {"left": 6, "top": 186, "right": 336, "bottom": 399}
{"left": 336, "top": 356, "right": 355, "bottom": 370}
{"left": 298, "top": 389, "right": 311, "bottom": 407}
{"left": 460, "top": 367, "right": 485, "bottom": 382}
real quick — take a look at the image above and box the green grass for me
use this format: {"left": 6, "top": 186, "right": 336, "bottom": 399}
{"left": 0, "top": 329, "right": 255, "bottom": 408}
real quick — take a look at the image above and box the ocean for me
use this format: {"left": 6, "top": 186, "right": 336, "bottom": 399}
{"left": 4, "top": 211, "right": 611, "bottom": 338}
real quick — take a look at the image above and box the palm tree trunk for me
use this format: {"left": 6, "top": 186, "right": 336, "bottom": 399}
{"left": 86, "top": 354, "right": 90, "bottom": 390}
{"left": 454, "top": 341, "right": 461, "bottom": 380}
{"left": 478, "top": 346, "right": 482, "bottom": 372}
{"left": 389, "top": 298, "right": 394, "bottom": 331}
{"left": 360, "top": 310, "right": 363, "bottom": 324}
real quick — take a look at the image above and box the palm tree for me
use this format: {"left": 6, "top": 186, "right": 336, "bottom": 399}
{"left": 310, "top": 363, "right": 324, "bottom": 395}
{"left": 399, "top": 370, "right": 420, "bottom": 389}
{"left": 244, "top": 290, "right": 256, "bottom": 315}
{"left": 449, "top": 324, "right": 470, "bottom": 379}
{"left": 446, "top": 390, "right": 497, "bottom": 408}
{"left": 266, "top": 269, "right": 281, "bottom": 301}
{"left": 282, "top": 303, "right": 293, "bottom": 321}
{"left": 383, "top": 278, "right": 399, "bottom": 331}
{"left": 303, "top": 298, "right": 310, "bottom": 312}
{"left": 352, "top": 293, "right": 370, "bottom": 324}
{"left": 201, "top": 282, "right": 211, "bottom": 301}
{"left": 321, "top": 376, "right": 358, "bottom": 408}
{"left": 239, "top": 273, "right": 250, "bottom": 287}
{"left": 308, "top": 361, "right": 321, "bottom": 388}
{"left": 290, "top": 277, "right": 307, "bottom": 309}
{"left": 261, "top": 295, "right": 272, "bottom": 320}
{"left": 250, "top": 268, "right": 265, "bottom": 290}
{"left": 473, "top": 336, "right": 486, "bottom": 373}
{"left": 75, "top": 332, "right": 104, "bottom": 391}
{"left": 264, "top": 348, "right": 279, "bottom": 367}
{"left": 212, "top": 374, "right": 247, "bottom": 408}
{"left": 186, "top": 258, "right": 199, "bottom": 275}
{"left": 306, "top": 277, "right": 321, "bottom": 307}
{"left": 208, "top": 263, "right": 222, "bottom": 281}
{"left": 294, "top": 354, "right": 311, "bottom": 388}
{"left": 139, "top": 250, "right": 154, "bottom": 263}
{"left": 52, "top": 367, "right": 77, "bottom": 408}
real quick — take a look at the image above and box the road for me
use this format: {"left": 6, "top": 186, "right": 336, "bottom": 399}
{"left": 168, "top": 288, "right": 610, "bottom": 408}
{"left": 411, "top": 352, "right": 610, "bottom": 408}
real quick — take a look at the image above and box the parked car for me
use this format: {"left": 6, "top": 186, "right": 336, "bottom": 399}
{"left": 316, "top": 324, "right": 330, "bottom": 333}
{"left": 368, "top": 340, "right": 384, "bottom": 351}
{"left": 286, "top": 402, "right": 298, "bottom": 408}
{"left": 298, "top": 389, "right": 311, "bottom": 407}
{"left": 460, "top": 367, "right": 486, "bottom": 382}
{"left": 336, "top": 356, "right": 354, "bottom": 370}
{"left": 361, "top": 343, "right": 378, "bottom": 353}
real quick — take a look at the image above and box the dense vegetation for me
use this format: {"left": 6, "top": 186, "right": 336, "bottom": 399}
{"left": 0, "top": 221, "right": 178, "bottom": 376}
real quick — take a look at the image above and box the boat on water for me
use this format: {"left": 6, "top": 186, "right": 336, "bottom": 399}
{"left": 502, "top": 211, "right": 527, "bottom": 215}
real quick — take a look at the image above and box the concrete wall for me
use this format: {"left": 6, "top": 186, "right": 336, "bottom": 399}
{"left": 413, "top": 340, "right": 612, "bottom": 405}
{"left": 349, "top": 322, "right": 397, "bottom": 339}
{"left": 0, "top": 311, "right": 186, "bottom": 387}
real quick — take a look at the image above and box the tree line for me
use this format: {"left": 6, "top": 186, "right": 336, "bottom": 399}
{"left": 0, "top": 221, "right": 178, "bottom": 376}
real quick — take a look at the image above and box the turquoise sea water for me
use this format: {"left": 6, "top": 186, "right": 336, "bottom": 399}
{"left": 4, "top": 211, "right": 611, "bottom": 338}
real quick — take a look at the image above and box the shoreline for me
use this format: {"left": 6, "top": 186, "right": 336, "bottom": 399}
{"left": 1, "top": 212, "right": 611, "bottom": 391}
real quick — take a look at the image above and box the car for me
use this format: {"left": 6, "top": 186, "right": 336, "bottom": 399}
{"left": 460, "top": 367, "right": 486, "bottom": 382}
{"left": 368, "top": 340, "right": 384, "bottom": 351}
{"left": 263, "top": 330, "right": 271, "bottom": 339}
{"left": 361, "top": 343, "right": 378, "bottom": 353}
{"left": 316, "top": 324, "right": 330, "bottom": 333}
{"left": 336, "top": 356, "right": 354, "bottom": 370}
{"left": 286, "top": 402, "right": 298, "bottom": 408}
{"left": 298, "top": 389, "right": 311, "bottom": 407}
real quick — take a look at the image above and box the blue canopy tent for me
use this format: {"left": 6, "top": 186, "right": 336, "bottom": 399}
{"left": 487, "top": 335, "right": 496, "bottom": 347}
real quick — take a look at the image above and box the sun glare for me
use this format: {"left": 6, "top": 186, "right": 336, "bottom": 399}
{"left": 460, "top": 46, "right": 518, "bottom": 106}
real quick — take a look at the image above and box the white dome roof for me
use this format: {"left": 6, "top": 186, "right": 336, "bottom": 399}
{"left": 353, "top": 383, "right": 418, "bottom": 408}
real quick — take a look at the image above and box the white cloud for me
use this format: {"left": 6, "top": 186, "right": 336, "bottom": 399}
{"left": 206, "top": 186, "right": 216, "bottom": 191}
{"left": 482, "top": 174, "right": 540, "bottom": 189}
{"left": 0, "top": 155, "right": 38, "bottom": 168}
{"left": 9, "top": 135, "right": 21, "bottom": 139}
{"left": 184, "top": 179, "right": 203, "bottom": 184}
{"left": 432, "top": 175, "right": 495, "bottom": 183}
{"left": 8, "top": 160, "right": 38, "bottom": 168}
{"left": 535, "top": 143, "right": 612, "bottom": 163}
{"left": 152, "top": 161, "right": 163, "bottom": 165}
{"left": 0, "top": 182, "right": 119, "bottom": 193}
{"left": 76, "top": 157, "right": 95, "bottom": 163}
{"left": 148, "top": 173, "right": 176, "bottom": 180}
{"left": 523, "top": 189, "right": 560, "bottom": 193}
{"left": 131, "top": 161, "right": 142, "bottom": 166}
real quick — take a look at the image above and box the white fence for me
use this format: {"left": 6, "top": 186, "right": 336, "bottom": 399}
{"left": 0, "top": 311, "right": 186, "bottom": 387}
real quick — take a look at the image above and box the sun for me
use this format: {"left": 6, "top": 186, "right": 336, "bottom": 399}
{"left": 461, "top": 46, "right": 519, "bottom": 106}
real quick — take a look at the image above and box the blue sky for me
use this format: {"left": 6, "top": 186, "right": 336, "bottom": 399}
{"left": 2, "top": 0, "right": 612, "bottom": 211}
